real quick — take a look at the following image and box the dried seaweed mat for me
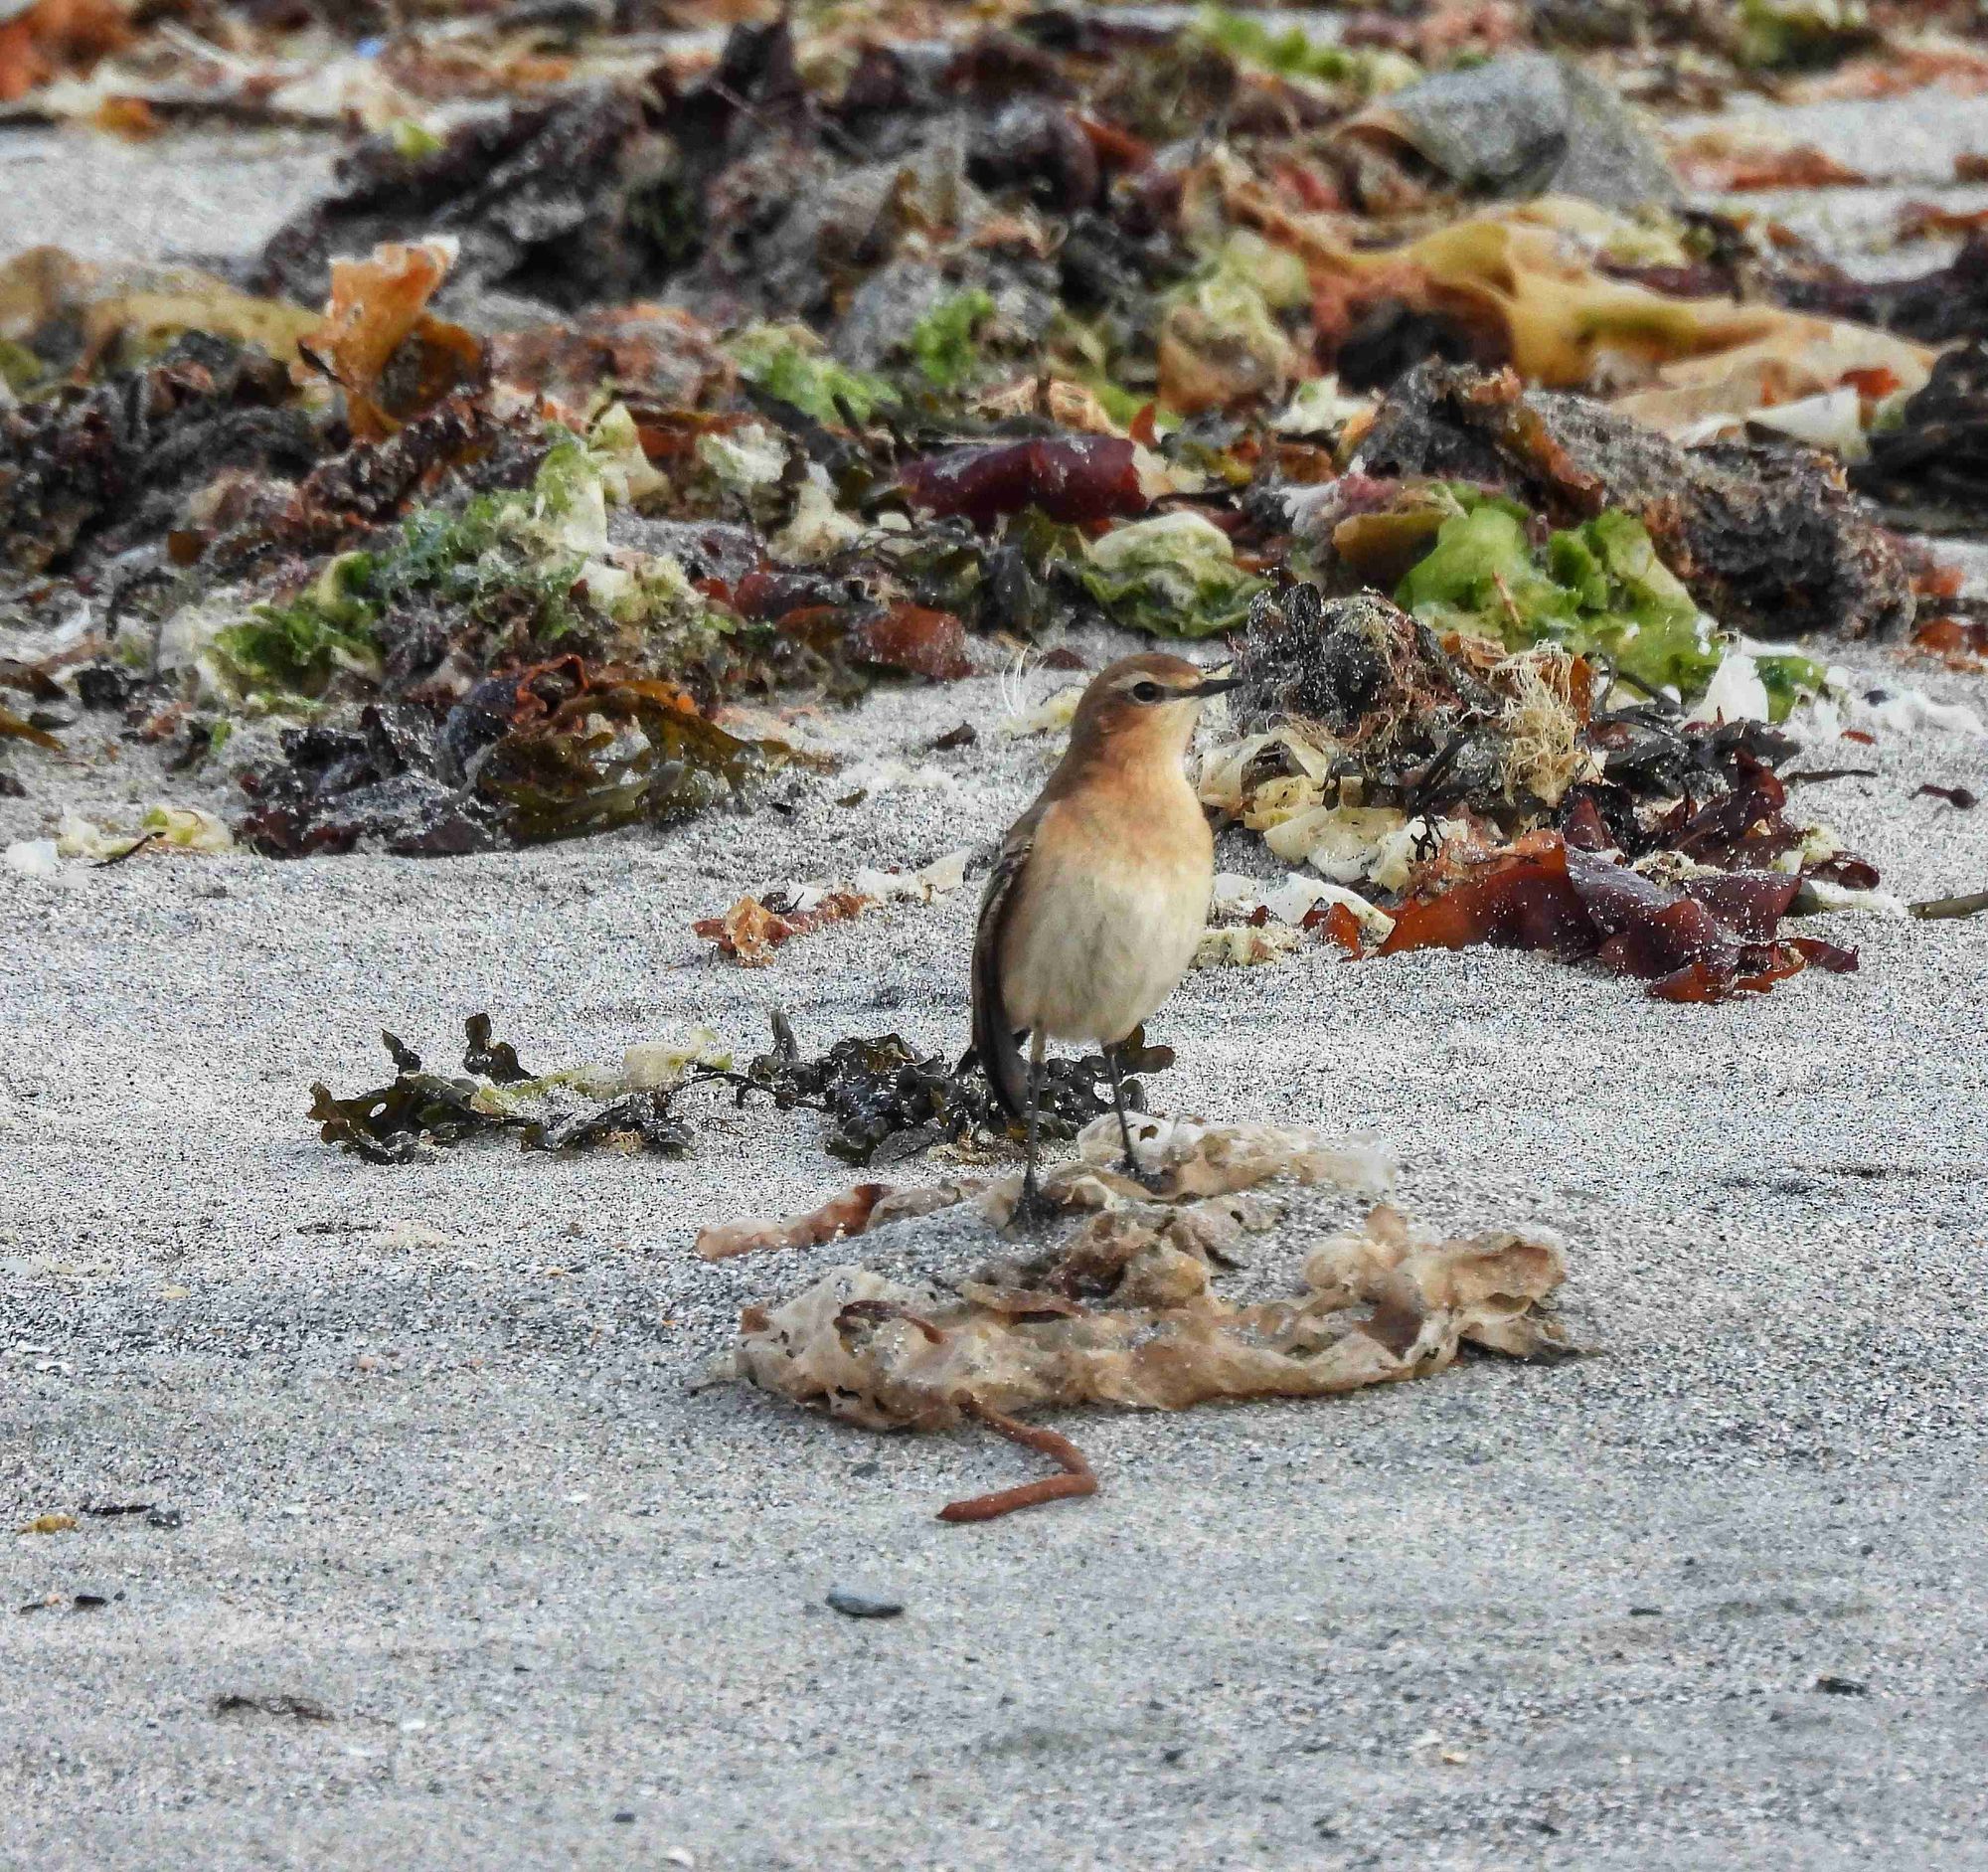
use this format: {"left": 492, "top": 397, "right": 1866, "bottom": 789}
{"left": 718, "top": 1115, "right": 1575, "bottom": 1523}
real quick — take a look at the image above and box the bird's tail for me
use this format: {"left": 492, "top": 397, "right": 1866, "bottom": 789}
{"left": 970, "top": 955, "right": 1029, "bottom": 1120}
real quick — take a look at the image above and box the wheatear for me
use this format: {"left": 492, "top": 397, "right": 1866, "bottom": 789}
{"left": 972, "top": 651, "right": 1239, "bottom": 1210}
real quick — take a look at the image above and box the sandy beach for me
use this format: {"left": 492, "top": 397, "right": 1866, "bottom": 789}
{"left": 5, "top": 619, "right": 1987, "bottom": 1867}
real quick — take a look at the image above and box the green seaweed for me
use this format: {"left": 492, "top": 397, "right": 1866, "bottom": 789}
{"left": 1735, "top": 0, "right": 1872, "bottom": 70}
{"left": 728, "top": 323, "right": 894, "bottom": 425}
{"left": 908, "top": 289, "right": 997, "bottom": 392}
{"left": 1194, "top": 5, "right": 1417, "bottom": 92}
{"left": 1755, "top": 652, "right": 1827, "bottom": 723}
{"left": 1079, "top": 511, "right": 1264, "bottom": 638}
{"left": 1397, "top": 496, "right": 1726, "bottom": 700}
{"left": 210, "top": 560, "right": 382, "bottom": 699}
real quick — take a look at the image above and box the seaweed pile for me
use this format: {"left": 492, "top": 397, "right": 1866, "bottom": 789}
{"left": 308, "top": 1013, "right": 706, "bottom": 1160}
{"left": 1200, "top": 569, "right": 1879, "bottom": 1001}
{"left": 719, "top": 1110, "right": 1569, "bottom": 1520}
{"left": 2, "top": 7, "right": 1983, "bottom": 854}
{"left": 310, "top": 1008, "right": 1173, "bottom": 1168}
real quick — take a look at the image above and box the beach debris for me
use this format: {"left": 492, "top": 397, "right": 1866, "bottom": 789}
{"left": 1853, "top": 342, "right": 1988, "bottom": 521}
{"left": 1350, "top": 363, "right": 1914, "bottom": 641}
{"left": 1198, "top": 569, "right": 1879, "bottom": 1000}
{"left": 1215, "top": 584, "right": 1594, "bottom": 826}
{"left": 1333, "top": 54, "right": 1680, "bottom": 210}
{"left": 257, "top": 87, "right": 680, "bottom": 311}
{"left": 239, "top": 668, "right": 762, "bottom": 857}
{"left": 694, "top": 889, "right": 872, "bottom": 966}
{"left": 694, "top": 850, "right": 970, "bottom": 964}
{"left": 0, "top": 3, "right": 1973, "bottom": 914}
{"left": 0, "top": 331, "right": 319, "bottom": 578}
{"left": 824, "top": 1587, "right": 904, "bottom": 1619}
{"left": 692, "top": 1011, "right": 1173, "bottom": 1168}
{"left": 1216, "top": 182, "right": 1933, "bottom": 410}
{"left": 488, "top": 305, "right": 736, "bottom": 416}
{"left": 212, "top": 409, "right": 772, "bottom": 855}
{"left": 728, "top": 1113, "right": 1560, "bottom": 1519}
{"left": 296, "top": 240, "right": 485, "bottom": 442}
{"left": 308, "top": 1016, "right": 706, "bottom": 1162}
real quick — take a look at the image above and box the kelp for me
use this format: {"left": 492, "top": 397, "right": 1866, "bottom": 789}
{"left": 0, "top": 246, "right": 320, "bottom": 383}
{"left": 238, "top": 663, "right": 761, "bottom": 857}
{"left": 694, "top": 1012, "right": 1174, "bottom": 1167}
{"left": 309, "top": 1017, "right": 693, "bottom": 1162}
{"left": 479, "top": 674, "right": 761, "bottom": 844}
{"left": 297, "top": 240, "right": 486, "bottom": 441}
{"left": 900, "top": 435, "right": 1153, "bottom": 526}
{"left": 728, "top": 1112, "right": 1566, "bottom": 1519}
{"left": 1379, "top": 828, "right": 1856, "bottom": 1002}
{"left": 1349, "top": 363, "right": 1913, "bottom": 641}
{"left": 1217, "top": 184, "right": 1932, "bottom": 409}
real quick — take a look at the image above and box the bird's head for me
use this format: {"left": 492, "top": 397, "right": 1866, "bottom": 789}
{"left": 1061, "top": 651, "right": 1241, "bottom": 774}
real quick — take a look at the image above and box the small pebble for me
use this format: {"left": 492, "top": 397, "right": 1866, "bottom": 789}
{"left": 826, "top": 1587, "right": 903, "bottom": 1619}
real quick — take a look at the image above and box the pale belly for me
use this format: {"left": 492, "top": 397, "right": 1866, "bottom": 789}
{"left": 1002, "top": 846, "right": 1210, "bottom": 1046}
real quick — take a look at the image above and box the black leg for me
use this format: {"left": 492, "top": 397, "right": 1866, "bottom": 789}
{"left": 1020, "top": 1034, "right": 1046, "bottom": 1211}
{"left": 1107, "top": 1045, "right": 1164, "bottom": 1190}
{"left": 1106, "top": 1046, "right": 1140, "bottom": 1175}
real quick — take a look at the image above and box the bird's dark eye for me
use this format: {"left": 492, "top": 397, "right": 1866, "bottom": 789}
{"left": 1129, "top": 679, "right": 1165, "bottom": 703}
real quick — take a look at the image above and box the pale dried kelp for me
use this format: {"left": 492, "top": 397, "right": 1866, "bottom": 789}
{"left": 729, "top": 1114, "right": 1569, "bottom": 1519}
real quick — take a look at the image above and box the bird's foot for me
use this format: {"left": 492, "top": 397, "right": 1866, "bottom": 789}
{"left": 1004, "top": 1182, "right": 1063, "bottom": 1235}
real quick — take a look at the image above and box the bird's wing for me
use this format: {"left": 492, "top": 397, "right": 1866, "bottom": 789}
{"left": 970, "top": 812, "right": 1037, "bottom": 1119}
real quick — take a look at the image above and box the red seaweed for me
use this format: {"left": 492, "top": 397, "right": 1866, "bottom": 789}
{"left": 1381, "top": 831, "right": 1843, "bottom": 1002}
{"left": 900, "top": 435, "right": 1150, "bottom": 526}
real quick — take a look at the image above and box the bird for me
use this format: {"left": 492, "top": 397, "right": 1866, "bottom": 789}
{"left": 972, "top": 650, "right": 1241, "bottom": 1215}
